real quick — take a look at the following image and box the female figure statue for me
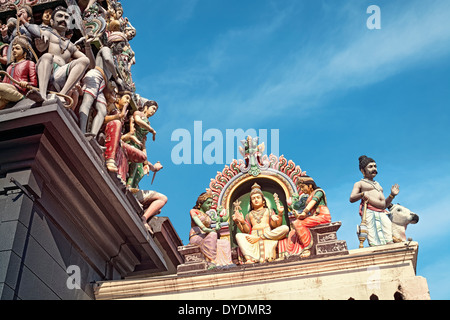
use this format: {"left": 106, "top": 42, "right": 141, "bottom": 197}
{"left": 287, "top": 176, "right": 331, "bottom": 258}
{"left": 0, "top": 36, "right": 37, "bottom": 110}
{"left": 189, "top": 192, "right": 221, "bottom": 268}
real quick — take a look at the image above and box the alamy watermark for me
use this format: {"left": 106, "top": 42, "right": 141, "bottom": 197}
{"left": 367, "top": 5, "right": 381, "bottom": 30}
{"left": 171, "top": 121, "right": 280, "bottom": 165}
{"left": 66, "top": 265, "right": 81, "bottom": 290}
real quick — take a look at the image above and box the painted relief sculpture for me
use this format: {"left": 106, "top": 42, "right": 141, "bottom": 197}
{"left": 286, "top": 176, "right": 331, "bottom": 258}
{"left": 125, "top": 100, "right": 158, "bottom": 189}
{"left": 23, "top": 6, "right": 90, "bottom": 103}
{"left": 179, "top": 135, "right": 350, "bottom": 271}
{"left": 189, "top": 192, "right": 221, "bottom": 268}
{"left": 1, "top": 5, "right": 35, "bottom": 64}
{"left": 239, "top": 136, "right": 269, "bottom": 177}
{"left": 78, "top": 31, "right": 126, "bottom": 136}
{"left": 0, "top": 36, "right": 37, "bottom": 110}
{"left": 232, "top": 183, "right": 289, "bottom": 264}
{"left": 103, "top": 90, "right": 143, "bottom": 178}
{"left": 0, "top": 0, "right": 169, "bottom": 236}
{"left": 350, "top": 155, "right": 399, "bottom": 247}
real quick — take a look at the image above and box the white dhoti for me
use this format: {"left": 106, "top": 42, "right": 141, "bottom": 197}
{"left": 236, "top": 225, "right": 289, "bottom": 263}
{"left": 366, "top": 208, "right": 393, "bottom": 246}
{"left": 81, "top": 68, "right": 107, "bottom": 105}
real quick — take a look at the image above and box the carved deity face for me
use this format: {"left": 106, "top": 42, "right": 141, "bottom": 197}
{"left": 250, "top": 193, "right": 264, "bottom": 210}
{"left": 42, "top": 9, "right": 52, "bottom": 25}
{"left": 11, "top": 44, "right": 25, "bottom": 62}
{"left": 111, "top": 41, "right": 127, "bottom": 55}
{"left": 118, "top": 94, "right": 131, "bottom": 107}
{"left": 17, "top": 8, "right": 31, "bottom": 24}
{"left": 115, "top": 8, "right": 123, "bottom": 18}
{"left": 200, "top": 198, "right": 213, "bottom": 212}
{"left": 146, "top": 105, "right": 157, "bottom": 117}
{"left": 299, "top": 184, "right": 313, "bottom": 195}
{"left": 125, "top": 28, "right": 136, "bottom": 41}
{"left": 51, "top": 10, "right": 70, "bottom": 33}
{"left": 362, "top": 162, "right": 378, "bottom": 180}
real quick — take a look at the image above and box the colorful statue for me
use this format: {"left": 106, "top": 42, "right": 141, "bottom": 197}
{"left": 349, "top": 155, "right": 399, "bottom": 247}
{"left": 189, "top": 192, "right": 221, "bottom": 268}
{"left": 239, "top": 136, "right": 269, "bottom": 177}
{"left": 23, "top": 6, "right": 90, "bottom": 102}
{"left": 286, "top": 176, "right": 331, "bottom": 258}
{"left": 132, "top": 188, "right": 168, "bottom": 236}
{"left": 0, "top": 36, "right": 37, "bottom": 110}
{"left": 115, "top": 40, "right": 135, "bottom": 92}
{"left": 287, "top": 192, "right": 308, "bottom": 215}
{"left": 125, "top": 100, "right": 158, "bottom": 189}
{"left": 106, "top": 1, "right": 128, "bottom": 32}
{"left": 232, "top": 183, "right": 289, "bottom": 264}
{"left": 82, "top": 1, "right": 107, "bottom": 41}
{"left": 1, "top": 5, "right": 35, "bottom": 65}
{"left": 124, "top": 24, "right": 136, "bottom": 41}
{"left": 39, "top": 8, "right": 53, "bottom": 31}
{"left": 78, "top": 32, "right": 126, "bottom": 136}
{"left": 103, "top": 90, "right": 145, "bottom": 179}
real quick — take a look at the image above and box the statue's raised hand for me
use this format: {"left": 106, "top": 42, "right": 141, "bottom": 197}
{"left": 232, "top": 210, "right": 245, "bottom": 224}
{"left": 391, "top": 184, "right": 400, "bottom": 196}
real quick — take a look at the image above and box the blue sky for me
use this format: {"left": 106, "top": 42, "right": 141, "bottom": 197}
{"left": 121, "top": 0, "right": 450, "bottom": 299}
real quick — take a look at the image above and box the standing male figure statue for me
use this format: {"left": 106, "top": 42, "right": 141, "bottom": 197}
{"left": 349, "top": 155, "right": 399, "bottom": 246}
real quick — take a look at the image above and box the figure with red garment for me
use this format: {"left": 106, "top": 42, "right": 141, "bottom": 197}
{"left": 286, "top": 176, "right": 331, "bottom": 258}
{"left": 103, "top": 90, "right": 142, "bottom": 179}
{"left": 0, "top": 36, "right": 37, "bottom": 110}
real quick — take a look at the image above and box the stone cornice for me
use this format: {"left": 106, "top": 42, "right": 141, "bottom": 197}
{"left": 93, "top": 241, "right": 421, "bottom": 300}
{"left": 1, "top": 103, "right": 169, "bottom": 278}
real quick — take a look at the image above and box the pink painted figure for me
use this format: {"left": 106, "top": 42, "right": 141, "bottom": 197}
{"left": 0, "top": 36, "right": 37, "bottom": 110}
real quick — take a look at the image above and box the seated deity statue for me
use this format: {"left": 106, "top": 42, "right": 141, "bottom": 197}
{"left": 232, "top": 183, "right": 289, "bottom": 264}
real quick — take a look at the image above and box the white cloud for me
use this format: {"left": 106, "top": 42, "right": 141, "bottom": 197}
{"left": 136, "top": 1, "right": 450, "bottom": 130}
{"left": 240, "top": 1, "right": 450, "bottom": 118}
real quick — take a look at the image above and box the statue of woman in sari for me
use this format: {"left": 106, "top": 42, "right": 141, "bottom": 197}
{"left": 286, "top": 176, "right": 331, "bottom": 258}
{"left": 189, "top": 192, "right": 221, "bottom": 269}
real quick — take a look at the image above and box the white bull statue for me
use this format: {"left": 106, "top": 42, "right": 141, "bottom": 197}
{"left": 387, "top": 203, "right": 419, "bottom": 242}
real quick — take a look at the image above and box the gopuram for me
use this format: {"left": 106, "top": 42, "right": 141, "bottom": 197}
{"left": 94, "top": 137, "right": 429, "bottom": 300}
{"left": 0, "top": 0, "right": 181, "bottom": 300}
{"left": 0, "top": 1, "right": 430, "bottom": 301}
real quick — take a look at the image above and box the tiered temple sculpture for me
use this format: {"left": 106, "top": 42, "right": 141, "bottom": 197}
{"left": 177, "top": 136, "right": 349, "bottom": 274}
{"left": 0, "top": 0, "right": 165, "bottom": 235}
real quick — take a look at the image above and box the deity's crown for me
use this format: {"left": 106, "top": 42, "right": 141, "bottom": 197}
{"left": 250, "top": 183, "right": 263, "bottom": 195}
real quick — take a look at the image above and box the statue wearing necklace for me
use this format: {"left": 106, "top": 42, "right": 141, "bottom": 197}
{"left": 21, "top": 6, "right": 90, "bottom": 102}
{"left": 350, "top": 155, "right": 400, "bottom": 247}
{"left": 232, "top": 183, "right": 289, "bottom": 264}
